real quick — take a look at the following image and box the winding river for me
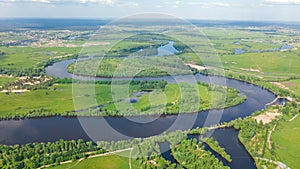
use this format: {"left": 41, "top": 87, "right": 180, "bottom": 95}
{"left": 0, "top": 42, "right": 277, "bottom": 169}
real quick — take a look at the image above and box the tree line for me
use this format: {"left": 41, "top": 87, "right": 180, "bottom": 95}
{"left": 0, "top": 139, "right": 105, "bottom": 169}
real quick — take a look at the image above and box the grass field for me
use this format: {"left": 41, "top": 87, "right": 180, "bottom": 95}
{"left": 0, "top": 84, "right": 112, "bottom": 117}
{"left": 132, "top": 83, "right": 244, "bottom": 114}
{"left": 272, "top": 115, "right": 300, "bottom": 169}
{"left": 221, "top": 50, "right": 300, "bottom": 78}
{"left": 0, "top": 81, "right": 244, "bottom": 117}
{"left": 50, "top": 150, "right": 140, "bottom": 169}
{"left": 0, "top": 76, "right": 17, "bottom": 86}
{"left": 196, "top": 28, "right": 300, "bottom": 80}
{"left": 282, "top": 79, "right": 300, "bottom": 96}
{"left": 202, "top": 28, "right": 287, "bottom": 54}
{"left": 0, "top": 46, "right": 79, "bottom": 69}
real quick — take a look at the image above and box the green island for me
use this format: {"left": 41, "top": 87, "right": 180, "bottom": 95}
{"left": 0, "top": 78, "right": 245, "bottom": 119}
{"left": 202, "top": 137, "right": 232, "bottom": 163}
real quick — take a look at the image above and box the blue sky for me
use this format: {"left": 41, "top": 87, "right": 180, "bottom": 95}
{"left": 0, "top": 0, "right": 300, "bottom": 21}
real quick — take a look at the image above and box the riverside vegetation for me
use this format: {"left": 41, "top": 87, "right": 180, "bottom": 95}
{"left": 0, "top": 78, "right": 245, "bottom": 119}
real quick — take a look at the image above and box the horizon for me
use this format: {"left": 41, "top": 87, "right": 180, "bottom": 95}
{"left": 1, "top": 17, "right": 300, "bottom": 24}
{"left": 1, "top": 0, "right": 300, "bottom": 22}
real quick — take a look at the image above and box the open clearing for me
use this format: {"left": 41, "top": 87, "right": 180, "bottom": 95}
{"left": 49, "top": 149, "right": 140, "bottom": 169}
{"left": 253, "top": 109, "right": 282, "bottom": 124}
{"left": 272, "top": 115, "right": 300, "bottom": 169}
{"left": 282, "top": 79, "right": 300, "bottom": 97}
{"left": 0, "top": 46, "right": 79, "bottom": 69}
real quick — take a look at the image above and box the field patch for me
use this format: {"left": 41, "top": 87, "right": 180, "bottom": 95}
{"left": 272, "top": 115, "right": 300, "bottom": 169}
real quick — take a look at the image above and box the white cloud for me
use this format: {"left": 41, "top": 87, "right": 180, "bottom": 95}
{"left": 79, "top": 0, "right": 114, "bottom": 5}
{"left": 0, "top": 0, "right": 115, "bottom": 5}
{"left": 0, "top": 0, "right": 51, "bottom": 3}
{"left": 0, "top": 0, "right": 142, "bottom": 7}
{"left": 186, "top": 1, "right": 231, "bottom": 8}
{"left": 31, "top": 0, "right": 50, "bottom": 3}
{"left": 210, "top": 2, "right": 230, "bottom": 7}
{"left": 264, "top": 0, "right": 300, "bottom": 5}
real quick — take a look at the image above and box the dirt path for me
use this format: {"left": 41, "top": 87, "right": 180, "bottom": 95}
{"left": 289, "top": 113, "right": 299, "bottom": 122}
{"left": 267, "top": 124, "right": 277, "bottom": 149}
{"left": 129, "top": 148, "right": 133, "bottom": 169}
{"left": 66, "top": 159, "right": 84, "bottom": 169}
{"left": 87, "top": 148, "right": 133, "bottom": 159}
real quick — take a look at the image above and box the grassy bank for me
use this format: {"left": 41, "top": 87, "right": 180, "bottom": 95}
{"left": 0, "top": 81, "right": 245, "bottom": 119}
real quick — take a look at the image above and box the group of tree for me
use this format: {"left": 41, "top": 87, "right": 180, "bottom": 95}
{"left": 0, "top": 139, "right": 106, "bottom": 169}
{"left": 130, "top": 80, "right": 167, "bottom": 90}
{"left": 172, "top": 139, "right": 229, "bottom": 169}
{"left": 96, "top": 126, "right": 229, "bottom": 169}
{"left": 202, "top": 137, "right": 232, "bottom": 162}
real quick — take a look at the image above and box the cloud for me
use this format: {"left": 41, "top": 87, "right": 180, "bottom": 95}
{"left": 186, "top": 1, "right": 231, "bottom": 7}
{"left": 0, "top": 0, "right": 141, "bottom": 7}
{"left": 79, "top": 0, "right": 114, "bottom": 5}
{"left": 0, "top": 0, "right": 115, "bottom": 5}
{"left": 264, "top": 0, "right": 300, "bottom": 5}
{"left": 31, "top": 0, "right": 51, "bottom": 3}
{"left": 0, "top": 0, "right": 53, "bottom": 3}
{"left": 209, "top": 2, "right": 230, "bottom": 7}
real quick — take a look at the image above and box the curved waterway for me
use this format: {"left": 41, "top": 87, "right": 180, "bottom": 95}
{"left": 0, "top": 42, "right": 276, "bottom": 168}
{"left": 188, "top": 128, "right": 257, "bottom": 169}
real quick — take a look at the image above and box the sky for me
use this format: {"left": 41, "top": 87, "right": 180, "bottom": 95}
{"left": 0, "top": 0, "right": 300, "bottom": 21}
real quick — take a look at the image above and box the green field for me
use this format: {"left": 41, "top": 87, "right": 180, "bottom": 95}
{"left": 0, "top": 84, "right": 112, "bottom": 117}
{"left": 282, "top": 79, "right": 300, "bottom": 96}
{"left": 50, "top": 154, "right": 131, "bottom": 169}
{"left": 202, "top": 28, "right": 290, "bottom": 54}
{"left": 50, "top": 150, "right": 140, "bottom": 169}
{"left": 0, "top": 76, "right": 17, "bottom": 86}
{"left": 221, "top": 50, "right": 300, "bottom": 77}
{"left": 272, "top": 115, "right": 300, "bottom": 169}
{"left": 0, "top": 82, "right": 244, "bottom": 118}
{"left": 132, "top": 83, "right": 245, "bottom": 115}
{"left": 196, "top": 27, "right": 300, "bottom": 80}
{"left": 0, "top": 46, "right": 79, "bottom": 70}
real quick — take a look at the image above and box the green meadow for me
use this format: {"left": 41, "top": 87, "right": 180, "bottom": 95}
{"left": 50, "top": 150, "right": 140, "bottom": 169}
{"left": 282, "top": 79, "right": 300, "bottom": 96}
{"left": 221, "top": 50, "right": 300, "bottom": 77}
{"left": 0, "top": 84, "right": 112, "bottom": 117}
{"left": 0, "top": 76, "right": 17, "bottom": 86}
{"left": 272, "top": 115, "right": 300, "bottom": 169}
{"left": 0, "top": 46, "right": 80, "bottom": 69}
{"left": 0, "top": 81, "right": 244, "bottom": 118}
